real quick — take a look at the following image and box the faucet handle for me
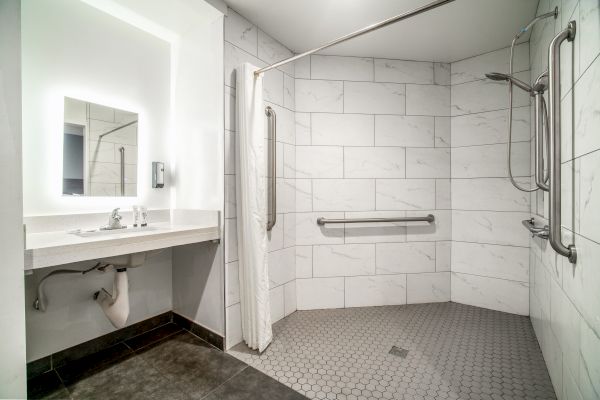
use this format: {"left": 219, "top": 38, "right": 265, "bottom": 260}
{"left": 111, "top": 208, "right": 122, "bottom": 220}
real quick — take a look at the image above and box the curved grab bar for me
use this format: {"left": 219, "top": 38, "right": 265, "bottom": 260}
{"left": 548, "top": 21, "right": 577, "bottom": 263}
{"left": 266, "top": 106, "right": 277, "bottom": 231}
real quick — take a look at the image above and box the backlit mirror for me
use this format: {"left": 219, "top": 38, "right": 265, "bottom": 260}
{"left": 62, "top": 97, "right": 138, "bottom": 197}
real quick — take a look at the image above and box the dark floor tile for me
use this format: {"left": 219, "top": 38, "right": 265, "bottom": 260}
{"left": 66, "top": 353, "right": 189, "bottom": 400}
{"left": 125, "top": 322, "right": 182, "bottom": 351}
{"left": 52, "top": 312, "right": 172, "bottom": 369}
{"left": 27, "top": 370, "right": 71, "bottom": 400}
{"left": 27, "top": 355, "right": 52, "bottom": 380}
{"left": 173, "top": 313, "right": 224, "bottom": 350}
{"left": 56, "top": 342, "right": 133, "bottom": 386}
{"left": 136, "top": 331, "right": 247, "bottom": 399}
{"left": 203, "top": 367, "right": 307, "bottom": 400}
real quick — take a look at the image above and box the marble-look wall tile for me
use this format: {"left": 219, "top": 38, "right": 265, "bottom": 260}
{"left": 296, "top": 246, "right": 313, "bottom": 278}
{"left": 434, "top": 63, "right": 451, "bottom": 85}
{"left": 225, "top": 9, "right": 258, "bottom": 56}
{"left": 345, "top": 275, "right": 407, "bottom": 308}
{"left": 376, "top": 179, "right": 436, "bottom": 211}
{"left": 284, "top": 74, "right": 295, "bottom": 110}
{"left": 452, "top": 178, "right": 530, "bottom": 212}
{"left": 313, "top": 244, "right": 375, "bottom": 277}
{"left": 311, "top": 55, "right": 374, "bottom": 81}
{"left": 295, "top": 79, "right": 343, "bottom": 113}
{"left": 284, "top": 281, "right": 297, "bottom": 316}
{"left": 225, "top": 304, "right": 242, "bottom": 349}
{"left": 225, "top": 261, "right": 240, "bottom": 307}
{"left": 436, "top": 241, "right": 451, "bottom": 271}
{"left": 225, "top": 175, "right": 236, "bottom": 218}
{"left": 579, "top": 0, "right": 600, "bottom": 73}
{"left": 406, "top": 84, "right": 450, "bottom": 116}
{"left": 343, "top": 211, "right": 408, "bottom": 244}
{"left": 452, "top": 210, "right": 531, "bottom": 247}
{"left": 451, "top": 107, "right": 531, "bottom": 147}
{"left": 283, "top": 213, "right": 296, "bottom": 248}
{"left": 344, "top": 82, "right": 406, "bottom": 114}
{"left": 295, "top": 179, "right": 312, "bottom": 212}
{"left": 406, "top": 210, "right": 452, "bottom": 242}
{"left": 312, "top": 179, "right": 375, "bottom": 211}
{"left": 376, "top": 242, "right": 436, "bottom": 274}
{"left": 406, "top": 148, "right": 451, "bottom": 178}
{"left": 296, "top": 146, "right": 343, "bottom": 178}
{"left": 295, "top": 212, "right": 344, "bottom": 245}
{"left": 450, "top": 43, "right": 529, "bottom": 85}
{"left": 407, "top": 272, "right": 451, "bottom": 303}
{"left": 224, "top": 42, "right": 264, "bottom": 88}
{"left": 294, "top": 56, "right": 310, "bottom": 79}
{"left": 375, "top": 115, "right": 434, "bottom": 147}
{"left": 312, "top": 113, "right": 374, "bottom": 146}
{"left": 434, "top": 117, "right": 451, "bottom": 147}
{"left": 574, "top": 55, "right": 600, "bottom": 158}
{"left": 452, "top": 241, "right": 529, "bottom": 282}
{"left": 270, "top": 285, "right": 285, "bottom": 323}
{"left": 451, "top": 272, "right": 529, "bottom": 315}
{"left": 450, "top": 71, "right": 530, "bottom": 116}
{"left": 295, "top": 112, "right": 311, "bottom": 145}
{"left": 579, "top": 149, "right": 600, "bottom": 246}
{"left": 268, "top": 247, "right": 296, "bottom": 288}
{"left": 436, "top": 179, "right": 451, "bottom": 209}
{"left": 451, "top": 142, "right": 530, "bottom": 178}
{"left": 257, "top": 29, "right": 294, "bottom": 76}
{"left": 344, "top": 147, "right": 406, "bottom": 178}
{"left": 374, "top": 59, "right": 434, "bottom": 84}
{"left": 297, "top": 277, "right": 345, "bottom": 309}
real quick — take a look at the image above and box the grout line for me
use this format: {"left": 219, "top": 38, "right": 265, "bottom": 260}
{"left": 198, "top": 365, "right": 250, "bottom": 400}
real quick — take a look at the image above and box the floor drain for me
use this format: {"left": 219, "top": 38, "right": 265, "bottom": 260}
{"left": 389, "top": 346, "right": 409, "bottom": 358}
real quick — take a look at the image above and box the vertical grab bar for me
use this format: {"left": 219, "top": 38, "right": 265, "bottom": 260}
{"left": 534, "top": 73, "right": 549, "bottom": 191}
{"left": 266, "top": 106, "right": 277, "bottom": 231}
{"left": 548, "top": 21, "right": 577, "bottom": 263}
{"left": 119, "top": 147, "right": 125, "bottom": 196}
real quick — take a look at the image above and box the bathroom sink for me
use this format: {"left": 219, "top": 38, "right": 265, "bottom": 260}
{"left": 69, "top": 225, "right": 162, "bottom": 237}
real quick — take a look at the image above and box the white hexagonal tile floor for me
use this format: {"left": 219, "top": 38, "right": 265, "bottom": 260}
{"left": 229, "top": 302, "right": 556, "bottom": 400}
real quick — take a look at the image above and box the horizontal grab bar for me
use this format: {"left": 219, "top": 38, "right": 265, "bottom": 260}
{"left": 317, "top": 214, "right": 435, "bottom": 226}
{"left": 521, "top": 218, "right": 549, "bottom": 239}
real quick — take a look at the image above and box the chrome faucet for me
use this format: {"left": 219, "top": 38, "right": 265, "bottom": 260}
{"left": 102, "top": 208, "right": 126, "bottom": 230}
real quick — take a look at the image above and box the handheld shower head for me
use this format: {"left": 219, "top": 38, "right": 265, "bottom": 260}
{"left": 485, "top": 72, "right": 533, "bottom": 94}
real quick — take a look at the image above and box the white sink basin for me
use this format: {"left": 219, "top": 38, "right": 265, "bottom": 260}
{"left": 69, "top": 225, "right": 162, "bottom": 238}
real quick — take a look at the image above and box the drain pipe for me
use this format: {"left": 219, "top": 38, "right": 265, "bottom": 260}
{"left": 33, "top": 262, "right": 102, "bottom": 312}
{"left": 94, "top": 267, "right": 130, "bottom": 329}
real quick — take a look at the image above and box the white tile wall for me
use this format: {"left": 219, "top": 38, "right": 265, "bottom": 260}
{"left": 224, "top": 8, "right": 297, "bottom": 349}
{"left": 450, "top": 44, "right": 532, "bottom": 318}
{"left": 313, "top": 244, "right": 375, "bottom": 277}
{"left": 344, "top": 275, "right": 407, "bottom": 308}
{"left": 294, "top": 53, "right": 451, "bottom": 311}
{"left": 529, "top": 0, "right": 600, "bottom": 397}
{"left": 375, "top": 115, "right": 434, "bottom": 147}
{"left": 343, "top": 82, "right": 406, "bottom": 114}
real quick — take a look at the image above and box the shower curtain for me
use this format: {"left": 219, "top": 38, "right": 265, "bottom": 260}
{"left": 235, "top": 63, "right": 272, "bottom": 352}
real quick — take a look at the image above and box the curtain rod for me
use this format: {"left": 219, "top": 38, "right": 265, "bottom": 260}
{"left": 254, "top": 0, "right": 456, "bottom": 76}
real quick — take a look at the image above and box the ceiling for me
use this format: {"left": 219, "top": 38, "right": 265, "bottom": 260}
{"left": 222, "top": 0, "right": 539, "bottom": 62}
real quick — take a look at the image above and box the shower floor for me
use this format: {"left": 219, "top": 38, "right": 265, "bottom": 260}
{"left": 229, "top": 302, "right": 557, "bottom": 400}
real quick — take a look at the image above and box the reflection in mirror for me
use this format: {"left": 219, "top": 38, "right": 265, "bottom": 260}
{"left": 62, "top": 97, "right": 138, "bottom": 197}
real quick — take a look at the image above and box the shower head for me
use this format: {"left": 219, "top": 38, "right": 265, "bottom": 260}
{"left": 485, "top": 72, "right": 533, "bottom": 94}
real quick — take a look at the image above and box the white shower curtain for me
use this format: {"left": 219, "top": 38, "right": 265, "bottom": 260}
{"left": 235, "top": 63, "right": 272, "bottom": 352}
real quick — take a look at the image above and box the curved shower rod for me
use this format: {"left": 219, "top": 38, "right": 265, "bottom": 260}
{"left": 254, "top": 0, "right": 456, "bottom": 76}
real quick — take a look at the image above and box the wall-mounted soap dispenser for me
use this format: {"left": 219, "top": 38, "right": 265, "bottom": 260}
{"left": 152, "top": 162, "right": 164, "bottom": 188}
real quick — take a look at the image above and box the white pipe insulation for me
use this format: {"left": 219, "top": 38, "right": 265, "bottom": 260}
{"left": 95, "top": 269, "right": 130, "bottom": 329}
